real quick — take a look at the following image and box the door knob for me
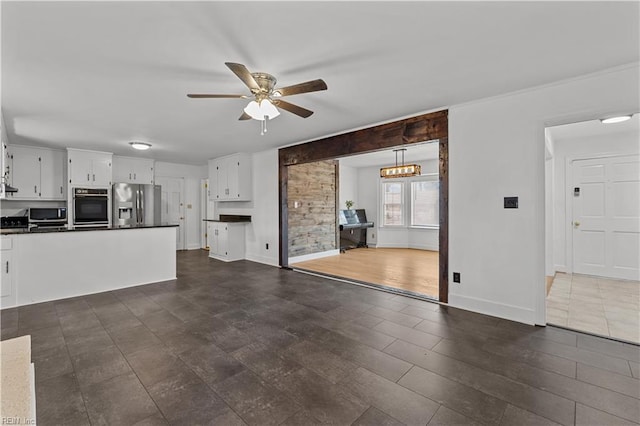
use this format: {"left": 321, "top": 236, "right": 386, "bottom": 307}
{"left": 573, "top": 221, "right": 580, "bottom": 228}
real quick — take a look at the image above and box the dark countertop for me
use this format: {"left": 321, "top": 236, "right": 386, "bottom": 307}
{"left": 203, "top": 214, "right": 251, "bottom": 223}
{"left": 1, "top": 223, "right": 178, "bottom": 235}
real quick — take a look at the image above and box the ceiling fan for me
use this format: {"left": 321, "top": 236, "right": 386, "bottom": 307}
{"left": 187, "top": 62, "right": 327, "bottom": 134}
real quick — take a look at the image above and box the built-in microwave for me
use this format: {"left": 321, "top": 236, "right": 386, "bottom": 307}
{"left": 73, "top": 188, "right": 109, "bottom": 226}
{"left": 29, "top": 207, "right": 67, "bottom": 224}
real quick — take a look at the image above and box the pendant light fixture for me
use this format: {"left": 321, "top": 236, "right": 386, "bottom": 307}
{"left": 244, "top": 98, "right": 281, "bottom": 135}
{"left": 380, "top": 148, "right": 421, "bottom": 178}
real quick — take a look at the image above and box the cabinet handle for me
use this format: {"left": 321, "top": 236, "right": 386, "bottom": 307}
{"left": 5, "top": 261, "right": 8, "bottom": 274}
{"left": 134, "top": 173, "right": 136, "bottom": 180}
{"left": 34, "top": 185, "right": 37, "bottom": 193}
{"left": 60, "top": 186, "right": 63, "bottom": 194}
{"left": 129, "top": 173, "right": 131, "bottom": 180}
{"left": 92, "top": 174, "right": 95, "bottom": 181}
{"left": 87, "top": 173, "right": 90, "bottom": 181}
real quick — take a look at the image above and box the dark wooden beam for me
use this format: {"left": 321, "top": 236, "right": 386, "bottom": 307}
{"left": 278, "top": 156, "right": 289, "bottom": 267}
{"left": 280, "top": 110, "right": 448, "bottom": 166}
{"left": 439, "top": 137, "right": 449, "bottom": 303}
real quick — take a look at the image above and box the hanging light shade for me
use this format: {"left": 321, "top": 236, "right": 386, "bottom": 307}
{"left": 244, "top": 99, "right": 280, "bottom": 121}
{"left": 380, "top": 148, "right": 421, "bottom": 178}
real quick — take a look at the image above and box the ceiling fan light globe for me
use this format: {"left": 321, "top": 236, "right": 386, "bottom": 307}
{"left": 244, "top": 99, "right": 280, "bottom": 121}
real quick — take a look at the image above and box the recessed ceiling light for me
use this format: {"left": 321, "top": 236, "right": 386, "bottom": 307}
{"left": 600, "top": 115, "right": 633, "bottom": 124}
{"left": 129, "top": 142, "right": 151, "bottom": 150}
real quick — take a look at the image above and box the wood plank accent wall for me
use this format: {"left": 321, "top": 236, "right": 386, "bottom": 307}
{"left": 287, "top": 160, "right": 338, "bottom": 257}
{"left": 279, "top": 109, "right": 449, "bottom": 302}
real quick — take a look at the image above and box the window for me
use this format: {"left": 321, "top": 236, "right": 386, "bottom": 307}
{"left": 411, "top": 179, "right": 439, "bottom": 227}
{"left": 382, "top": 181, "right": 404, "bottom": 226}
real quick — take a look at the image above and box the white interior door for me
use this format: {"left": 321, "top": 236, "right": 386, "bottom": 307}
{"left": 572, "top": 154, "right": 639, "bottom": 280}
{"left": 155, "top": 176, "right": 185, "bottom": 250}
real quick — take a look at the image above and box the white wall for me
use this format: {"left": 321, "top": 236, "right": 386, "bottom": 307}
{"left": 216, "top": 149, "right": 279, "bottom": 266}
{"left": 448, "top": 64, "right": 639, "bottom": 325}
{"left": 551, "top": 130, "right": 639, "bottom": 273}
{"left": 155, "top": 161, "right": 207, "bottom": 250}
{"left": 338, "top": 163, "right": 358, "bottom": 211}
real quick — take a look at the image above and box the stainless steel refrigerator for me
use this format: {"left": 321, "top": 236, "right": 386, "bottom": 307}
{"left": 112, "top": 183, "right": 161, "bottom": 227}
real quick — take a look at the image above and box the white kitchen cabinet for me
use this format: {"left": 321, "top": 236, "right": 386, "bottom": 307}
{"left": 67, "top": 148, "right": 112, "bottom": 187}
{"left": 208, "top": 222, "right": 246, "bottom": 262}
{"left": 1, "top": 236, "right": 16, "bottom": 309}
{"left": 5, "top": 145, "right": 65, "bottom": 200}
{"left": 208, "top": 153, "right": 252, "bottom": 201}
{"left": 113, "top": 156, "right": 154, "bottom": 184}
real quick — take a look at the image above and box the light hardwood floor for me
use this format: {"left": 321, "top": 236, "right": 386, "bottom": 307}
{"left": 291, "top": 247, "right": 439, "bottom": 299}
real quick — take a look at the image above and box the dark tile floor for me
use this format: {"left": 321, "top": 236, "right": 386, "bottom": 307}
{"left": 1, "top": 250, "right": 639, "bottom": 425}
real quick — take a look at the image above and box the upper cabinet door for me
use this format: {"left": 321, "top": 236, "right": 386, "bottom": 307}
{"left": 68, "top": 149, "right": 113, "bottom": 187}
{"left": 68, "top": 151, "right": 93, "bottom": 185}
{"left": 207, "top": 153, "right": 252, "bottom": 201}
{"left": 112, "top": 156, "right": 134, "bottom": 183}
{"left": 39, "top": 148, "right": 65, "bottom": 200}
{"left": 133, "top": 159, "right": 154, "bottom": 184}
{"left": 8, "top": 145, "right": 41, "bottom": 199}
{"left": 91, "top": 156, "right": 112, "bottom": 187}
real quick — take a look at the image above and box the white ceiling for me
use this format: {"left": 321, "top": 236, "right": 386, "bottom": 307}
{"left": 547, "top": 114, "right": 639, "bottom": 143}
{"left": 2, "top": 1, "right": 639, "bottom": 165}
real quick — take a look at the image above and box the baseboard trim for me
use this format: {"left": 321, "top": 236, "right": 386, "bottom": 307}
{"left": 375, "top": 243, "right": 439, "bottom": 251}
{"left": 448, "top": 293, "right": 536, "bottom": 325}
{"left": 245, "top": 254, "right": 279, "bottom": 267}
{"left": 289, "top": 249, "right": 340, "bottom": 264}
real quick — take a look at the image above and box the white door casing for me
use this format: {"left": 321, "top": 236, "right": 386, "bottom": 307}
{"left": 155, "top": 176, "right": 185, "bottom": 250}
{"left": 572, "top": 154, "right": 639, "bottom": 280}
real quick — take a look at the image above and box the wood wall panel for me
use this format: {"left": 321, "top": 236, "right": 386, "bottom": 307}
{"left": 287, "top": 160, "right": 338, "bottom": 257}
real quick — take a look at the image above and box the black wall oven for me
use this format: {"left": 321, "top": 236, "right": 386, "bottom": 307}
{"left": 73, "top": 188, "right": 109, "bottom": 226}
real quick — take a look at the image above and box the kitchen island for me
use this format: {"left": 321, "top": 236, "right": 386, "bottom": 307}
{"left": 0, "top": 224, "right": 177, "bottom": 309}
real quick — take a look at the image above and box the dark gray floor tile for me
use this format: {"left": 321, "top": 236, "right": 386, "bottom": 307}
{"left": 310, "top": 328, "right": 412, "bottom": 382}
{"left": 283, "top": 340, "right": 358, "bottom": 384}
{"left": 55, "top": 297, "right": 92, "bottom": 316}
{"left": 1, "top": 308, "right": 19, "bottom": 329}
{"left": 35, "top": 373, "right": 90, "bottom": 426}
{"left": 149, "top": 379, "right": 238, "bottom": 424}
{"left": 98, "top": 309, "right": 144, "bottom": 332}
{"left": 231, "top": 342, "right": 303, "bottom": 385}
{"left": 352, "top": 406, "right": 405, "bottom": 426}
{"left": 64, "top": 325, "right": 113, "bottom": 356}
{"left": 179, "top": 342, "right": 245, "bottom": 385}
{"left": 374, "top": 320, "right": 442, "bottom": 349}
{"left": 577, "top": 334, "right": 640, "bottom": 362}
{"left": 275, "top": 367, "right": 368, "bottom": 425}
{"left": 138, "top": 309, "right": 186, "bottom": 336}
{"left": 126, "top": 345, "right": 195, "bottom": 388}
{"left": 576, "top": 363, "right": 640, "bottom": 399}
{"left": 366, "top": 305, "right": 423, "bottom": 327}
{"left": 122, "top": 295, "right": 164, "bottom": 317}
{"left": 189, "top": 317, "right": 254, "bottom": 352}
{"left": 83, "top": 372, "right": 159, "bottom": 425}
{"left": 213, "top": 369, "right": 300, "bottom": 426}
{"left": 499, "top": 404, "right": 562, "bottom": 426}
{"left": 481, "top": 337, "right": 577, "bottom": 378}
{"left": 33, "top": 345, "right": 74, "bottom": 383}
{"left": 384, "top": 340, "right": 575, "bottom": 426}
{"left": 351, "top": 312, "right": 385, "bottom": 328}
{"left": 279, "top": 410, "right": 323, "bottom": 426}
{"left": 92, "top": 300, "right": 129, "bottom": 318}
{"left": 29, "top": 325, "right": 66, "bottom": 357}
{"left": 156, "top": 329, "right": 211, "bottom": 355}
{"left": 330, "top": 320, "right": 396, "bottom": 350}
{"left": 17, "top": 308, "right": 59, "bottom": 334}
{"left": 108, "top": 324, "right": 162, "bottom": 354}
{"left": 83, "top": 291, "right": 120, "bottom": 308}
{"left": 526, "top": 336, "right": 632, "bottom": 376}
{"left": 58, "top": 311, "right": 102, "bottom": 334}
{"left": 630, "top": 360, "right": 640, "bottom": 378}
{"left": 341, "top": 367, "right": 439, "bottom": 425}
{"left": 132, "top": 412, "right": 169, "bottom": 426}
{"left": 575, "top": 403, "right": 638, "bottom": 426}
{"left": 398, "top": 365, "right": 507, "bottom": 424}
{"left": 433, "top": 338, "right": 639, "bottom": 424}
{"left": 70, "top": 345, "right": 132, "bottom": 388}
{"left": 0, "top": 327, "right": 18, "bottom": 341}
{"left": 428, "top": 405, "right": 481, "bottom": 425}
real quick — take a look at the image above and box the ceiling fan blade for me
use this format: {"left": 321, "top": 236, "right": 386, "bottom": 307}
{"left": 273, "top": 79, "right": 327, "bottom": 97}
{"left": 187, "top": 94, "right": 248, "bottom": 99}
{"left": 225, "top": 62, "right": 260, "bottom": 92}
{"left": 239, "top": 112, "right": 252, "bottom": 120}
{"left": 273, "top": 99, "right": 314, "bottom": 118}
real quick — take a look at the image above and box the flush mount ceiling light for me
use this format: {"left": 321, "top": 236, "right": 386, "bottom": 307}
{"left": 187, "top": 62, "right": 327, "bottom": 135}
{"left": 380, "top": 148, "right": 421, "bottom": 178}
{"left": 600, "top": 115, "right": 633, "bottom": 124}
{"left": 129, "top": 142, "right": 151, "bottom": 150}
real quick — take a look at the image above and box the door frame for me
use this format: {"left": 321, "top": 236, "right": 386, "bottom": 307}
{"left": 278, "top": 110, "right": 449, "bottom": 302}
{"left": 156, "top": 176, "right": 186, "bottom": 250}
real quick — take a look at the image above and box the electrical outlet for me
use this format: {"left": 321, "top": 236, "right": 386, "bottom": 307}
{"left": 265, "top": 243, "right": 269, "bottom": 250}
{"left": 453, "top": 272, "right": 461, "bottom": 283}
